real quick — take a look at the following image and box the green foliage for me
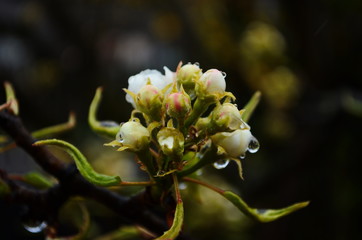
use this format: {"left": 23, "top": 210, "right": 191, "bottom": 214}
{"left": 34, "top": 139, "right": 121, "bottom": 187}
{"left": 89, "top": 87, "right": 120, "bottom": 139}
{"left": 222, "top": 191, "right": 309, "bottom": 222}
{"left": 0, "top": 63, "right": 308, "bottom": 240}
{"left": 23, "top": 172, "right": 54, "bottom": 189}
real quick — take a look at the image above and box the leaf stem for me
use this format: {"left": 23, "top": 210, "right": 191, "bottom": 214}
{"left": 182, "top": 177, "right": 224, "bottom": 194}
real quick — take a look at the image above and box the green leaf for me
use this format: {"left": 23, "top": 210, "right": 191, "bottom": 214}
{"left": 155, "top": 201, "right": 184, "bottom": 240}
{"left": 95, "top": 226, "right": 141, "bottom": 240}
{"left": 4, "top": 81, "right": 19, "bottom": 115}
{"left": 34, "top": 139, "right": 121, "bottom": 186}
{"left": 222, "top": 190, "right": 309, "bottom": 222}
{"left": 155, "top": 174, "right": 184, "bottom": 240}
{"left": 241, "top": 91, "right": 261, "bottom": 123}
{"left": 32, "top": 112, "right": 76, "bottom": 139}
{"left": 0, "top": 112, "right": 76, "bottom": 145}
{"left": 89, "top": 87, "right": 120, "bottom": 139}
{"left": 23, "top": 172, "right": 54, "bottom": 189}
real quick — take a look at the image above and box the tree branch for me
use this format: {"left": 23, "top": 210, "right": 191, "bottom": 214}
{"left": 0, "top": 110, "right": 188, "bottom": 238}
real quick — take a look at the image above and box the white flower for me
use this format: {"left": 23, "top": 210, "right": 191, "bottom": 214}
{"left": 157, "top": 127, "right": 184, "bottom": 157}
{"left": 211, "top": 129, "right": 254, "bottom": 158}
{"left": 116, "top": 121, "right": 150, "bottom": 151}
{"left": 126, "top": 67, "right": 174, "bottom": 107}
{"left": 199, "top": 69, "right": 226, "bottom": 95}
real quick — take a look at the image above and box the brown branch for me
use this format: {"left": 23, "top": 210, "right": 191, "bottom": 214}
{"left": 0, "top": 110, "right": 194, "bottom": 239}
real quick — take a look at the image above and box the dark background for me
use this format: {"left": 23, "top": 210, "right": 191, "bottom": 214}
{"left": 0, "top": 0, "right": 362, "bottom": 239}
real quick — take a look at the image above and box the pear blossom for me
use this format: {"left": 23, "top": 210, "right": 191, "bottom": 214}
{"left": 165, "top": 88, "right": 191, "bottom": 119}
{"left": 157, "top": 127, "right": 184, "bottom": 157}
{"left": 135, "top": 84, "right": 163, "bottom": 120}
{"left": 116, "top": 121, "right": 150, "bottom": 151}
{"left": 198, "top": 69, "right": 226, "bottom": 96}
{"left": 210, "top": 103, "right": 248, "bottom": 132}
{"left": 211, "top": 129, "right": 255, "bottom": 158}
{"left": 125, "top": 67, "right": 174, "bottom": 107}
{"left": 177, "top": 63, "right": 202, "bottom": 97}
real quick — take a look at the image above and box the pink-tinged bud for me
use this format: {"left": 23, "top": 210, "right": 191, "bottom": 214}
{"left": 136, "top": 84, "right": 163, "bottom": 120}
{"left": 197, "top": 69, "right": 226, "bottom": 98}
{"left": 210, "top": 103, "right": 247, "bottom": 132}
{"left": 165, "top": 90, "right": 191, "bottom": 119}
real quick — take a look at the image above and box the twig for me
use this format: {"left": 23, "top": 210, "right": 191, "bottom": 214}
{"left": 0, "top": 110, "right": 177, "bottom": 238}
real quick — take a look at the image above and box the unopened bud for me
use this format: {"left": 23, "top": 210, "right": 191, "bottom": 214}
{"left": 116, "top": 121, "right": 150, "bottom": 151}
{"left": 177, "top": 63, "right": 202, "bottom": 98}
{"left": 196, "top": 69, "right": 226, "bottom": 99}
{"left": 210, "top": 103, "right": 247, "bottom": 132}
{"left": 136, "top": 84, "right": 163, "bottom": 120}
{"left": 211, "top": 129, "right": 258, "bottom": 158}
{"left": 165, "top": 88, "right": 191, "bottom": 119}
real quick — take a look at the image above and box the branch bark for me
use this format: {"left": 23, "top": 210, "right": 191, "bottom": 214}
{"left": 0, "top": 110, "right": 190, "bottom": 238}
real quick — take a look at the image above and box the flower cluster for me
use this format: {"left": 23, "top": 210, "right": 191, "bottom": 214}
{"left": 108, "top": 62, "right": 259, "bottom": 178}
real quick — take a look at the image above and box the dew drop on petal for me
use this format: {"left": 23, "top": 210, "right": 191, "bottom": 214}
{"left": 213, "top": 159, "right": 230, "bottom": 169}
{"left": 23, "top": 221, "right": 47, "bottom": 233}
{"left": 116, "top": 132, "right": 124, "bottom": 143}
{"left": 239, "top": 154, "right": 245, "bottom": 160}
{"left": 194, "top": 62, "right": 200, "bottom": 66}
{"left": 221, "top": 71, "right": 227, "bottom": 77}
{"left": 247, "top": 137, "right": 260, "bottom": 153}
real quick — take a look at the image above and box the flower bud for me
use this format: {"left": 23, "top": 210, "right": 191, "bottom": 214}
{"left": 136, "top": 84, "right": 163, "bottom": 120}
{"left": 125, "top": 67, "right": 174, "bottom": 108}
{"left": 210, "top": 103, "right": 247, "bottom": 132}
{"left": 116, "top": 121, "right": 150, "bottom": 151}
{"left": 157, "top": 127, "right": 184, "bottom": 157}
{"left": 177, "top": 63, "right": 202, "bottom": 98}
{"left": 211, "top": 129, "right": 258, "bottom": 158}
{"left": 165, "top": 88, "right": 191, "bottom": 119}
{"left": 196, "top": 69, "right": 226, "bottom": 99}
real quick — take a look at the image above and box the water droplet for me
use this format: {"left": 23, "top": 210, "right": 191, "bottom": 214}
{"left": 23, "top": 221, "right": 47, "bottom": 233}
{"left": 247, "top": 137, "right": 260, "bottom": 153}
{"left": 221, "top": 71, "right": 227, "bottom": 77}
{"left": 239, "top": 154, "right": 245, "bottom": 160}
{"left": 179, "top": 182, "right": 187, "bottom": 190}
{"left": 194, "top": 62, "right": 200, "bottom": 66}
{"left": 213, "top": 159, "right": 230, "bottom": 169}
{"left": 116, "top": 132, "right": 124, "bottom": 143}
{"left": 196, "top": 169, "right": 203, "bottom": 176}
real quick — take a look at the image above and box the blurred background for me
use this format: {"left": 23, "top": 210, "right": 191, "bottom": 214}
{"left": 0, "top": 0, "right": 362, "bottom": 239}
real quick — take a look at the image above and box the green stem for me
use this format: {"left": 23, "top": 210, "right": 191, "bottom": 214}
{"left": 184, "top": 98, "right": 211, "bottom": 129}
{"left": 137, "top": 148, "right": 158, "bottom": 180}
{"left": 182, "top": 177, "right": 224, "bottom": 194}
{"left": 177, "top": 142, "right": 217, "bottom": 177}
